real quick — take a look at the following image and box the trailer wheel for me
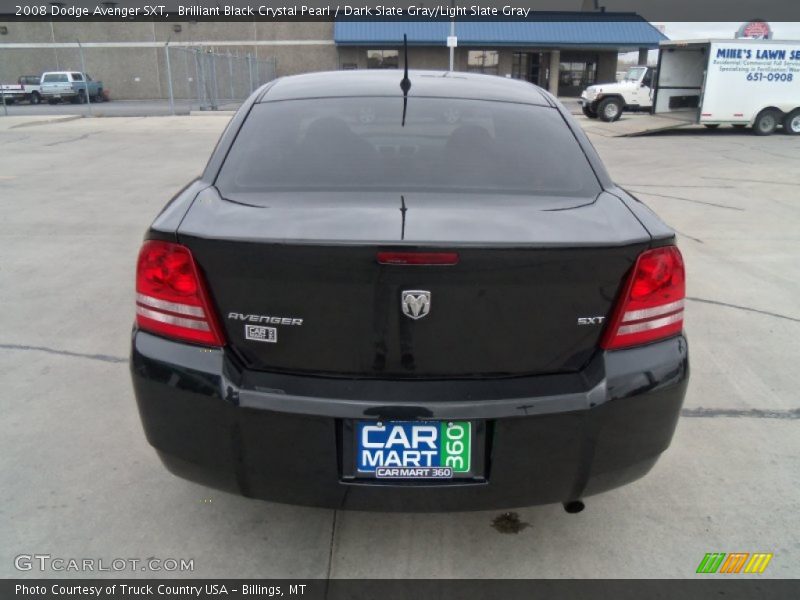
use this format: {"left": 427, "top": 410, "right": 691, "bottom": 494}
{"left": 783, "top": 109, "right": 800, "bottom": 135}
{"left": 753, "top": 109, "right": 780, "bottom": 136}
{"left": 30, "top": 92, "right": 41, "bottom": 105}
{"left": 704, "top": 124, "right": 720, "bottom": 129}
{"left": 598, "top": 97, "right": 623, "bottom": 122}
{"left": 581, "top": 105, "right": 598, "bottom": 119}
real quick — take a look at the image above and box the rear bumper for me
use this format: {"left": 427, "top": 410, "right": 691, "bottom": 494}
{"left": 130, "top": 330, "right": 688, "bottom": 511}
{"left": 41, "top": 90, "right": 76, "bottom": 98}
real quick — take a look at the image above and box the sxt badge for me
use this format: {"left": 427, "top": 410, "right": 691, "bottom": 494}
{"left": 245, "top": 324, "right": 277, "bottom": 343}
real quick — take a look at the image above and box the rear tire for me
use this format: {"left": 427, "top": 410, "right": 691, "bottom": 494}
{"left": 704, "top": 124, "right": 720, "bottom": 129}
{"left": 93, "top": 89, "right": 104, "bottom": 103}
{"left": 753, "top": 109, "right": 780, "bottom": 136}
{"left": 581, "top": 105, "right": 598, "bottom": 119}
{"left": 782, "top": 109, "right": 800, "bottom": 135}
{"left": 30, "top": 92, "right": 41, "bottom": 105}
{"left": 598, "top": 97, "right": 623, "bottom": 122}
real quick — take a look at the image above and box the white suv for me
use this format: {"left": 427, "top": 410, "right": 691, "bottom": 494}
{"left": 580, "top": 66, "right": 656, "bottom": 122}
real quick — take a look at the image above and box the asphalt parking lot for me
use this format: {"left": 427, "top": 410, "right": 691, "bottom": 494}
{"left": 1, "top": 114, "right": 798, "bottom": 579}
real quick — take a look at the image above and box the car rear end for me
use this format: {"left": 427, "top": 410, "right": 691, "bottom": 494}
{"left": 0, "top": 83, "right": 26, "bottom": 103}
{"left": 40, "top": 72, "right": 76, "bottom": 102}
{"left": 130, "top": 72, "right": 688, "bottom": 511}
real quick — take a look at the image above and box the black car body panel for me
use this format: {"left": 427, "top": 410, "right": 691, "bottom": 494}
{"left": 179, "top": 188, "right": 650, "bottom": 378}
{"left": 131, "top": 330, "right": 688, "bottom": 511}
{"left": 131, "top": 70, "right": 688, "bottom": 511}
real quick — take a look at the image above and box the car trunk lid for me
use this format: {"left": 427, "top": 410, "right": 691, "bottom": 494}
{"left": 177, "top": 187, "right": 650, "bottom": 378}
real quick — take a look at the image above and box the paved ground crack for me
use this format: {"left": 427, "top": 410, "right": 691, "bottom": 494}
{"left": 627, "top": 189, "right": 744, "bottom": 211}
{"left": 325, "top": 510, "right": 338, "bottom": 585}
{"left": 686, "top": 297, "right": 800, "bottom": 323}
{"left": 44, "top": 132, "right": 98, "bottom": 147}
{"left": 673, "top": 228, "right": 704, "bottom": 244}
{"left": 701, "top": 176, "right": 800, "bottom": 187}
{"left": 681, "top": 407, "right": 800, "bottom": 420}
{"left": 618, "top": 183, "right": 735, "bottom": 189}
{"left": 0, "top": 343, "right": 126, "bottom": 364}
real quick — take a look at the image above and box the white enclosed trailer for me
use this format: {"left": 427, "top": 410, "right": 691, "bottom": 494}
{"left": 653, "top": 39, "right": 800, "bottom": 135}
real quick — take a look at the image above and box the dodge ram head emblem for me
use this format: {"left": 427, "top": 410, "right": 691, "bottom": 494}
{"left": 401, "top": 290, "right": 431, "bottom": 320}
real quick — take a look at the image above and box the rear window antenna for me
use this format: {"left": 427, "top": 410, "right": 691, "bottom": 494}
{"left": 400, "top": 34, "right": 411, "bottom": 126}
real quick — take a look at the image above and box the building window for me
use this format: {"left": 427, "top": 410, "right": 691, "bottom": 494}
{"left": 366, "top": 50, "right": 399, "bottom": 69}
{"left": 558, "top": 61, "right": 597, "bottom": 89}
{"left": 511, "top": 52, "right": 544, "bottom": 85}
{"left": 511, "top": 52, "right": 529, "bottom": 79}
{"left": 467, "top": 50, "right": 499, "bottom": 75}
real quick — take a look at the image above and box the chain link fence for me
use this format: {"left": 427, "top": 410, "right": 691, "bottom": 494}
{"left": 166, "top": 46, "right": 276, "bottom": 112}
{"left": 0, "top": 42, "right": 277, "bottom": 116}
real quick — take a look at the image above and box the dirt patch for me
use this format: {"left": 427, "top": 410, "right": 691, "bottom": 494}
{"left": 491, "top": 512, "right": 530, "bottom": 534}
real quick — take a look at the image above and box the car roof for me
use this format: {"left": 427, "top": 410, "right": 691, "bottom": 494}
{"left": 260, "top": 70, "right": 552, "bottom": 106}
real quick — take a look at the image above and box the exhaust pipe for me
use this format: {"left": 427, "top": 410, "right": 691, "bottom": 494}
{"left": 563, "top": 500, "right": 585, "bottom": 514}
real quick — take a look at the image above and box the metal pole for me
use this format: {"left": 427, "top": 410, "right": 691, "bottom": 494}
{"left": 77, "top": 40, "right": 92, "bottom": 115}
{"left": 247, "top": 54, "right": 254, "bottom": 93}
{"left": 227, "top": 52, "right": 234, "bottom": 101}
{"left": 1, "top": 46, "right": 7, "bottom": 117}
{"left": 194, "top": 48, "right": 205, "bottom": 110}
{"left": 183, "top": 47, "right": 190, "bottom": 98}
{"left": 449, "top": 1, "right": 455, "bottom": 71}
{"left": 210, "top": 52, "right": 219, "bottom": 109}
{"left": 165, "top": 40, "right": 175, "bottom": 115}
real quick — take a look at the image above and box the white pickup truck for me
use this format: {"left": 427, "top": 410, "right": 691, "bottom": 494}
{"left": 0, "top": 75, "right": 42, "bottom": 104}
{"left": 579, "top": 66, "right": 656, "bottom": 121}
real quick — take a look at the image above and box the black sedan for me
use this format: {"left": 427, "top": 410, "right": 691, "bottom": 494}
{"left": 130, "top": 69, "right": 688, "bottom": 511}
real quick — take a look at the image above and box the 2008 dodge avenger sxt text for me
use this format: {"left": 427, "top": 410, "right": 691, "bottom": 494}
{"left": 130, "top": 69, "right": 688, "bottom": 512}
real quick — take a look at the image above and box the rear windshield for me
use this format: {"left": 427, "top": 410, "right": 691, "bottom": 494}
{"left": 216, "top": 97, "right": 600, "bottom": 198}
{"left": 42, "top": 73, "right": 68, "bottom": 83}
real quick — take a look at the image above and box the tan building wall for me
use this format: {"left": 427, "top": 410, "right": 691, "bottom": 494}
{"left": 0, "top": 21, "right": 621, "bottom": 99}
{"left": 0, "top": 21, "right": 337, "bottom": 99}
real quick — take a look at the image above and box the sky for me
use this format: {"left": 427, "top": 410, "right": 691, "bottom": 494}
{"left": 619, "top": 21, "right": 800, "bottom": 64}
{"left": 658, "top": 22, "right": 800, "bottom": 40}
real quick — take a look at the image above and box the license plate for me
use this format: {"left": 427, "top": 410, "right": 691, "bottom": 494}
{"left": 356, "top": 421, "right": 471, "bottom": 479}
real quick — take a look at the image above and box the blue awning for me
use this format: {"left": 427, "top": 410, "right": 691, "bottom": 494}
{"left": 335, "top": 15, "right": 668, "bottom": 49}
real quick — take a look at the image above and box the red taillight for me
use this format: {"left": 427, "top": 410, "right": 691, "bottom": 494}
{"left": 135, "top": 240, "right": 225, "bottom": 347}
{"left": 600, "top": 246, "right": 685, "bottom": 350}
{"left": 377, "top": 251, "right": 459, "bottom": 265}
